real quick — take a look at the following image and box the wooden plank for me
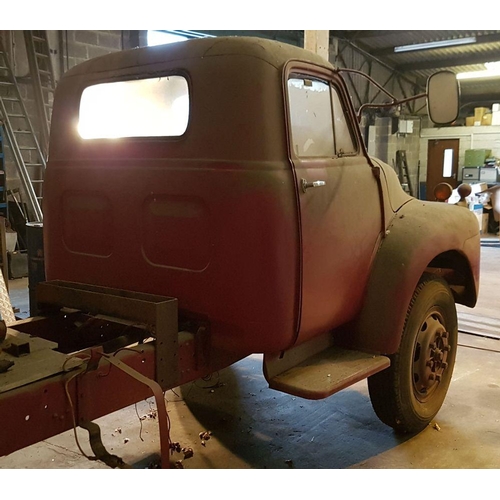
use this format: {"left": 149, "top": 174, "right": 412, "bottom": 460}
{"left": 304, "top": 30, "right": 329, "bottom": 61}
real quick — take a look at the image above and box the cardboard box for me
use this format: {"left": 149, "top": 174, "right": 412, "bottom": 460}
{"left": 466, "top": 116, "right": 475, "bottom": 126}
{"left": 478, "top": 184, "right": 500, "bottom": 222}
{"left": 482, "top": 213, "right": 489, "bottom": 234}
{"left": 482, "top": 113, "right": 492, "bottom": 126}
{"left": 474, "top": 107, "right": 489, "bottom": 122}
{"left": 471, "top": 206, "right": 483, "bottom": 231}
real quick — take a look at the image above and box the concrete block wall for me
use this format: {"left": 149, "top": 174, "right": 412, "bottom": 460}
{"left": 367, "top": 116, "right": 422, "bottom": 197}
{"left": 2, "top": 31, "right": 135, "bottom": 207}
{"left": 59, "top": 30, "right": 123, "bottom": 76}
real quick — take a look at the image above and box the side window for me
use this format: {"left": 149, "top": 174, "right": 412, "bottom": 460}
{"left": 331, "top": 87, "right": 356, "bottom": 155}
{"left": 287, "top": 76, "right": 334, "bottom": 157}
{"left": 78, "top": 75, "right": 189, "bottom": 139}
{"left": 287, "top": 74, "right": 357, "bottom": 158}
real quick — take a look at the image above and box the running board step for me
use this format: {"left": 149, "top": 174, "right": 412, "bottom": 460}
{"left": 265, "top": 344, "right": 390, "bottom": 400}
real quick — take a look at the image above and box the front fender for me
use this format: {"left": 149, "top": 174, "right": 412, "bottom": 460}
{"left": 346, "top": 199, "right": 480, "bottom": 355}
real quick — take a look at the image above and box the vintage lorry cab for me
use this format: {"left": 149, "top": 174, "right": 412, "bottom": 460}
{"left": 43, "top": 36, "right": 480, "bottom": 436}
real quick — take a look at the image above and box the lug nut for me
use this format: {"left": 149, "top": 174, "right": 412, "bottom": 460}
{"left": 429, "top": 374, "right": 435, "bottom": 381}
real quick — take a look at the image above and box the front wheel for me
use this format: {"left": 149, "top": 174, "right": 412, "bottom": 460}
{"left": 368, "top": 275, "right": 458, "bottom": 434}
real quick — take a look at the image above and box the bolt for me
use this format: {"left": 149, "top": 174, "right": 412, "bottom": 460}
{"left": 436, "top": 374, "right": 442, "bottom": 382}
{"left": 442, "top": 332, "right": 449, "bottom": 339}
{"left": 443, "top": 345, "right": 451, "bottom": 352}
{"left": 441, "top": 362, "right": 448, "bottom": 370}
{"left": 426, "top": 360, "right": 433, "bottom": 367}
{"left": 429, "top": 374, "right": 435, "bottom": 381}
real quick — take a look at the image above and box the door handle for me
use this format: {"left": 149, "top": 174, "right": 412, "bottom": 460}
{"left": 301, "top": 179, "right": 326, "bottom": 193}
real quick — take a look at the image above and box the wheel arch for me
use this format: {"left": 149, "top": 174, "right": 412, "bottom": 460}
{"left": 426, "top": 249, "right": 478, "bottom": 308}
{"left": 340, "top": 200, "right": 480, "bottom": 356}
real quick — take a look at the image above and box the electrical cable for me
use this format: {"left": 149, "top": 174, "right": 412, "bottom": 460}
{"left": 63, "top": 365, "right": 97, "bottom": 462}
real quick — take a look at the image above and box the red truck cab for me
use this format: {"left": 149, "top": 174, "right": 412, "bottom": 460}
{"left": 44, "top": 36, "right": 480, "bottom": 434}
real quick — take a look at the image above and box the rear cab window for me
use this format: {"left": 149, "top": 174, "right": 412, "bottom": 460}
{"left": 78, "top": 75, "right": 189, "bottom": 139}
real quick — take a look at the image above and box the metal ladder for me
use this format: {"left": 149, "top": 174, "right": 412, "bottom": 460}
{"left": 0, "top": 38, "right": 45, "bottom": 222}
{"left": 23, "top": 30, "right": 56, "bottom": 156}
{"left": 395, "top": 150, "right": 414, "bottom": 197}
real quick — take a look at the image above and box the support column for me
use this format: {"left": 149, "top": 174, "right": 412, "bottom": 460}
{"left": 304, "top": 30, "right": 329, "bottom": 61}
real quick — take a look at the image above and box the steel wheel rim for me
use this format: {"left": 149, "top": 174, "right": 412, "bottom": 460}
{"left": 412, "top": 310, "right": 451, "bottom": 403}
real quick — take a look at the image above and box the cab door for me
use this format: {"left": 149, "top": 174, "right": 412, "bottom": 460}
{"left": 286, "top": 68, "right": 384, "bottom": 345}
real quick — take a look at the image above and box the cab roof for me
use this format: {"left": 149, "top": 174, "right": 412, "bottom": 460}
{"left": 63, "top": 36, "right": 334, "bottom": 78}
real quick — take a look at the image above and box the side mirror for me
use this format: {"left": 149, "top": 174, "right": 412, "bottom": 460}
{"left": 427, "top": 71, "right": 460, "bottom": 125}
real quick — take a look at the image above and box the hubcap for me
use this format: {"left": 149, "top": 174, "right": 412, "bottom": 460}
{"left": 412, "top": 312, "right": 451, "bottom": 402}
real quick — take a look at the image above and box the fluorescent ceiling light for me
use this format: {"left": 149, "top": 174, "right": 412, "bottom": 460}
{"left": 457, "top": 61, "right": 500, "bottom": 80}
{"left": 394, "top": 36, "right": 476, "bottom": 53}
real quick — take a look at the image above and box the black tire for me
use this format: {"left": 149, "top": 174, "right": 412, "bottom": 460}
{"left": 368, "top": 274, "right": 458, "bottom": 434}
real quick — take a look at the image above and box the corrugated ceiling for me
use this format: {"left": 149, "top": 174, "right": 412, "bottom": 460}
{"left": 196, "top": 30, "right": 500, "bottom": 107}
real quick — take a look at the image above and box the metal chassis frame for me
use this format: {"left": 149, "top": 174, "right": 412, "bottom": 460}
{"left": 36, "top": 280, "right": 179, "bottom": 391}
{"left": 0, "top": 280, "right": 180, "bottom": 467}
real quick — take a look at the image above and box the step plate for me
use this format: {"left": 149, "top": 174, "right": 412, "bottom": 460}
{"left": 268, "top": 346, "right": 390, "bottom": 400}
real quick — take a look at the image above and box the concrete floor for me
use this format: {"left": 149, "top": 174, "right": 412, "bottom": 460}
{"left": 1, "top": 237, "right": 499, "bottom": 470}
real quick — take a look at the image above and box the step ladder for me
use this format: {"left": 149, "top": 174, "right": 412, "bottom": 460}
{"left": 0, "top": 126, "right": 8, "bottom": 220}
{"left": 395, "top": 150, "right": 414, "bottom": 197}
{"left": 0, "top": 38, "right": 45, "bottom": 222}
{"left": 23, "top": 30, "right": 56, "bottom": 156}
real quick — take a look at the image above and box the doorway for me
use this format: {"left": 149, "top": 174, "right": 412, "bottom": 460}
{"left": 426, "top": 139, "right": 460, "bottom": 201}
